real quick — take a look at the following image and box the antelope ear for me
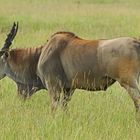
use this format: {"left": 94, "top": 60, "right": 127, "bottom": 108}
{"left": 0, "top": 51, "right": 9, "bottom": 62}
{"left": 0, "top": 50, "right": 6, "bottom": 57}
{"left": 3, "top": 52, "right": 9, "bottom": 59}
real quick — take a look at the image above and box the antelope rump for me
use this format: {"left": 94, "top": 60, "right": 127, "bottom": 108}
{"left": 1, "top": 23, "right": 140, "bottom": 118}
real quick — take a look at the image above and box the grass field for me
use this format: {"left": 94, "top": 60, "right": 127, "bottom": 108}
{"left": 0, "top": 0, "right": 140, "bottom": 139}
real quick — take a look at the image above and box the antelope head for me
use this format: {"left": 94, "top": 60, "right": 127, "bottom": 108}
{"left": 0, "top": 22, "right": 18, "bottom": 79}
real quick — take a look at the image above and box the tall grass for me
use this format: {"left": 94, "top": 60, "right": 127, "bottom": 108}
{"left": 0, "top": 0, "right": 140, "bottom": 139}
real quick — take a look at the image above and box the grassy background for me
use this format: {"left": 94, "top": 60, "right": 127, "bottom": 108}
{"left": 0, "top": 0, "right": 140, "bottom": 139}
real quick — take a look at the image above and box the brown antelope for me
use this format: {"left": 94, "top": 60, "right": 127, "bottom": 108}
{"left": 0, "top": 22, "right": 45, "bottom": 98}
{"left": 37, "top": 31, "right": 140, "bottom": 119}
{"left": 1, "top": 23, "right": 140, "bottom": 119}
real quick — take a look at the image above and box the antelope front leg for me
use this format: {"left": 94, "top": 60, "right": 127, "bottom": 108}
{"left": 48, "top": 90, "right": 60, "bottom": 113}
{"left": 17, "top": 84, "right": 27, "bottom": 100}
{"left": 47, "top": 82, "right": 61, "bottom": 113}
{"left": 62, "top": 88, "right": 74, "bottom": 111}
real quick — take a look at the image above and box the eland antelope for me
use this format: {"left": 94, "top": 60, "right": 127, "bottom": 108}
{"left": 37, "top": 31, "right": 140, "bottom": 118}
{"left": 0, "top": 22, "right": 45, "bottom": 99}
{"left": 1, "top": 23, "right": 140, "bottom": 119}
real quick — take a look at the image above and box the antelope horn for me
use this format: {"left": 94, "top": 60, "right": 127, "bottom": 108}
{"left": 1, "top": 22, "right": 18, "bottom": 51}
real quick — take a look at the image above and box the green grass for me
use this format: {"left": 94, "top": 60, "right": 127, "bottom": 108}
{"left": 0, "top": 0, "right": 140, "bottom": 139}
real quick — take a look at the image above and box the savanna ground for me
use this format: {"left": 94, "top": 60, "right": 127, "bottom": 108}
{"left": 0, "top": 0, "right": 140, "bottom": 139}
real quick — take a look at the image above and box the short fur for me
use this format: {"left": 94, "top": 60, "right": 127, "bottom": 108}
{"left": 0, "top": 22, "right": 45, "bottom": 98}
{"left": 0, "top": 46, "right": 45, "bottom": 98}
{"left": 37, "top": 32, "right": 140, "bottom": 116}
